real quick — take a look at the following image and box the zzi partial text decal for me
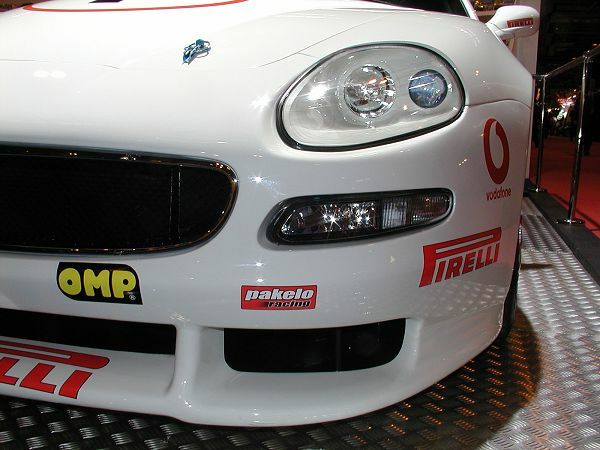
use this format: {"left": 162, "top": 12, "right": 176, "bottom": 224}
{"left": 242, "top": 285, "right": 317, "bottom": 310}
{"left": 483, "top": 118, "right": 512, "bottom": 201}
{"left": 57, "top": 263, "right": 142, "bottom": 305}
{"left": 419, "top": 228, "right": 502, "bottom": 287}
{"left": 0, "top": 340, "right": 109, "bottom": 399}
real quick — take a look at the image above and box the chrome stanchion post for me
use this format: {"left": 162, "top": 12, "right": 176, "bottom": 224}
{"left": 557, "top": 54, "right": 590, "bottom": 225}
{"left": 530, "top": 74, "right": 547, "bottom": 192}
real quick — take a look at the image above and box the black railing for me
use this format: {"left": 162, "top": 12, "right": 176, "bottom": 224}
{"left": 529, "top": 45, "right": 600, "bottom": 225}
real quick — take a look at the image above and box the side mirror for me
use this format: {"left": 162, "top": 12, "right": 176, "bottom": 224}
{"left": 486, "top": 5, "right": 540, "bottom": 40}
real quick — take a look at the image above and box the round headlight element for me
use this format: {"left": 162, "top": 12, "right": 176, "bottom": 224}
{"left": 343, "top": 65, "right": 396, "bottom": 118}
{"left": 408, "top": 70, "right": 448, "bottom": 109}
{"left": 278, "top": 45, "right": 464, "bottom": 149}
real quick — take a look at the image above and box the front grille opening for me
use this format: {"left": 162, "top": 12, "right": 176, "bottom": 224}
{"left": 0, "top": 308, "right": 176, "bottom": 355}
{"left": 0, "top": 148, "right": 237, "bottom": 253}
{"left": 225, "top": 319, "right": 405, "bottom": 372}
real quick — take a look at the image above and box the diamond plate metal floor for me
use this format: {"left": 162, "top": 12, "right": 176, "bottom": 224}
{"left": 1, "top": 198, "right": 599, "bottom": 449}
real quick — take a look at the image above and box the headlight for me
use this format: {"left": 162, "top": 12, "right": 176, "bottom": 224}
{"left": 268, "top": 189, "right": 452, "bottom": 244}
{"left": 278, "top": 45, "right": 464, "bottom": 150}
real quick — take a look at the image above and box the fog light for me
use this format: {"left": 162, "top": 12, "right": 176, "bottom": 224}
{"left": 269, "top": 189, "right": 452, "bottom": 244}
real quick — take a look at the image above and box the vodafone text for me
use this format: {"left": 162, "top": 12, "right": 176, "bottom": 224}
{"left": 419, "top": 228, "right": 502, "bottom": 287}
{"left": 0, "top": 340, "right": 109, "bottom": 399}
{"left": 486, "top": 186, "right": 512, "bottom": 201}
{"left": 241, "top": 285, "right": 317, "bottom": 310}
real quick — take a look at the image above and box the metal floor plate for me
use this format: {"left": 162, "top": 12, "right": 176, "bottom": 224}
{"left": 1, "top": 199, "right": 599, "bottom": 449}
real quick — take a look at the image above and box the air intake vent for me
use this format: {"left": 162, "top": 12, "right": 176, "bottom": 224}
{"left": 225, "top": 319, "right": 405, "bottom": 372}
{"left": 0, "top": 147, "right": 237, "bottom": 253}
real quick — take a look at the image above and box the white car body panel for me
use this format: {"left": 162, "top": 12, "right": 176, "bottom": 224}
{"left": 0, "top": 0, "right": 532, "bottom": 426}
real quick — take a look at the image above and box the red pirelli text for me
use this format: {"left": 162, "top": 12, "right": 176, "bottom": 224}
{"left": 419, "top": 228, "right": 502, "bottom": 287}
{"left": 0, "top": 340, "right": 109, "bottom": 399}
{"left": 507, "top": 18, "right": 534, "bottom": 28}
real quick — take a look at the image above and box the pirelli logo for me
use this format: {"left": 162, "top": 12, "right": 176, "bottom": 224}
{"left": 419, "top": 228, "right": 502, "bottom": 287}
{"left": 507, "top": 18, "right": 534, "bottom": 28}
{"left": 0, "top": 340, "right": 109, "bottom": 399}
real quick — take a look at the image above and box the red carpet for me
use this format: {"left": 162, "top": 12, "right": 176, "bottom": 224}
{"left": 529, "top": 136, "right": 600, "bottom": 237}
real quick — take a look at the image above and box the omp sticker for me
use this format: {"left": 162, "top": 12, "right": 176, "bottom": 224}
{"left": 57, "top": 263, "right": 142, "bottom": 304}
{"left": 507, "top": 18, "right": 534, "bottom": 28}
{"left": 24, "top": 0, "right": 246, "bottom": 12}
{"left": 241, "top": 285, "right": 317, "bottom": 310}
{"left": 419, "top": 228, "right": 501, "bottom": 287}
{"left": 0, "top": 340, "right": 109, "bottom": 399}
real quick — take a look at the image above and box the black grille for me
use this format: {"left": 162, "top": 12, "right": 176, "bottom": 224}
{"left": 0, "top": 147, "right": 237, "bottom": 253}
{"left": 0, "top": 308, "right": 176, "bottom": 355}
{"left": 225, "top": 319, "right": 405, "bottom": 372}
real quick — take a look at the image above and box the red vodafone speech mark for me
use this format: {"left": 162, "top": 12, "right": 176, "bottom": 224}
{"left": 483, "top": 118, "right": 510, "bottom": 185}
{"left": 24, "top": 0, "right": 246, "bottom": 13}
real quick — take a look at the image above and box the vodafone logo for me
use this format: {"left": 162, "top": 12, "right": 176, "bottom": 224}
{"left": 483, "top": 118, "right": 510, "bottom": 185}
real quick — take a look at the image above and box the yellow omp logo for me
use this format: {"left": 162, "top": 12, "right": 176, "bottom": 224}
{"left": 57, "top": 263, "right": 142, "bottom": 304}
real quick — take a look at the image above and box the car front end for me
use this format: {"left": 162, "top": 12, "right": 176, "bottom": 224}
{"left": 0, "top": 0, "right": 533, "bottom": 426}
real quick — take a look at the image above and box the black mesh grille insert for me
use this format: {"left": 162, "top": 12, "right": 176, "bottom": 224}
{"left": 0, "top": 308, "right": 176, "bottom": 355}
{"left": 0, "top": 147, "right": 236, "bottom": 253}
{"left": 225, "top": 319, "right": 405, "bottom": 372}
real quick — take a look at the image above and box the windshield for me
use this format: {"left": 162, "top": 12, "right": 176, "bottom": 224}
{"left": 366, "top": 0, "right": 469, "bottom": 16}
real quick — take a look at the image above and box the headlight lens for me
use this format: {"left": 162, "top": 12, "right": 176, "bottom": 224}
{"left": 343, "top": 65, "right": 396, "bottom": 118}
{"left": 279, "top": 45, "right": 463, "bottom": 150}
{"left": 269, "top": 189, "right": 452, "bottom": 244}
{"left": 408, "top": 70, "right": 448, "bottom": 109}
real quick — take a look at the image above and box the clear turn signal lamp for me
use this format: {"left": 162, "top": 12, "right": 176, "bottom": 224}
{"left": 268, "top": 189, "right": 452, "bottom": 244}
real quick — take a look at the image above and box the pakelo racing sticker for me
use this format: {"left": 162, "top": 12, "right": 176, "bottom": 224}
{"left": 483, "top": 118, "right": 512, "bottom": 201}
{"left": 241, "top": 285, "right": 317, "bottom": 310}
{"left": 57, "top": 263, "right": 142, "bottom": 304}
{"left": 419, "top": 228, "right": 501, "bottom": 287}
{"left": 0, "top": 340, "right": 109, "bottom": 399}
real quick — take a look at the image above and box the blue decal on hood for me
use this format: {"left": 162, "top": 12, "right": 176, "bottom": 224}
{"left": 183, "top": 39, "right": 211, "bottom": 64}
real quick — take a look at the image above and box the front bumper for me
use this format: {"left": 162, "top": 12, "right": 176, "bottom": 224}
{"left": 0, "top": 98, "right": 528, "bottom": 424}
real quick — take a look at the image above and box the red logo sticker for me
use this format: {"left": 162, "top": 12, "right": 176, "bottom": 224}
{"left": 507, "top": 18, "right": 534, "bottom": 28}
{"left": 0, "top": 340, "right": 109, "bottom": 399}
{"left": 419, "top": 228, "right": 501, "bottom": 287}
{"left": 241, "top": 285, "right": 317, "bottom": 310}
{"left": 483, "top": 118, "right": 510, "bottom": 185}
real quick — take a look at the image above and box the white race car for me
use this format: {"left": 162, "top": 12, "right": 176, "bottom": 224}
{"left": 0, "top": 0, "right": 539, "bottom": 426}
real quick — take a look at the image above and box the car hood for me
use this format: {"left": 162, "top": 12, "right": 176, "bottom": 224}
{"left": 0, "top": 0, "right": 399, "bottom": 69}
